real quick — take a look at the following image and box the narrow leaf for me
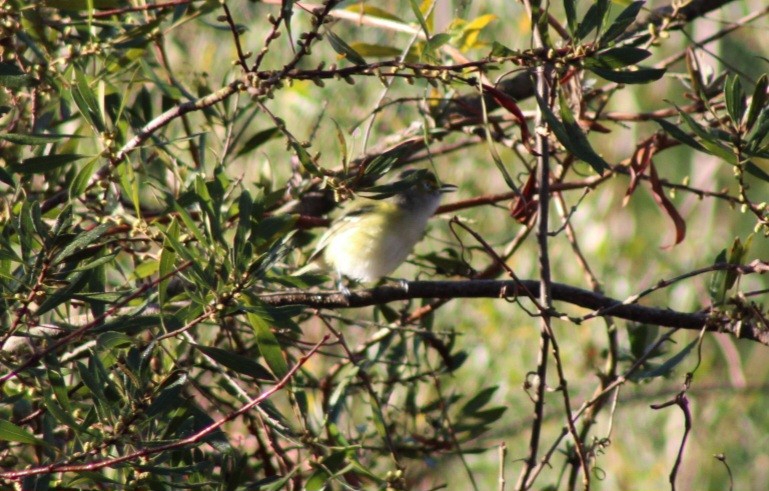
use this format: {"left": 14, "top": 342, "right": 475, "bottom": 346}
{"left": 0, "top": 420, "right": 48, "bottom": 446}
{"left": 575, "top": 0, "right": 609, "bottom": 40}
{"left": 246, "top": 299, "right": 289, "bottom": 379}
{"left": 676, "top": 106, "right": 737, "bottom": 164}
{"left": 724, "top": 74, "right": 746, "bottom": 128}
{"left": 235, "top": 128, "right": 280, "bottom": 158}
{"left": 649, "top": 163, "right": 686, "bottom": 247}
{"left": 538, "top": 92, "right": 609, "bottom": 173}
{"left": 0, "top": 133, "right": 76, "bottom": 145}
{"left": 193, "top": 344, "right": 275, "bottom": 381}
{"left": 588, "top": 65, "right": 665, "bottom": 84}
{"left": 633, "top": 339, "right": 697, "bottom": 380}
{"left": 745, "top": 74, "right": 769, "bottom": 131}
{"left": 69, "top": 157, "right": 99, "bottom": 198}
{"left": 563, "top": 0, "right": 577, "bottom": 35}
{"left": 655, "top": 118, "right": 705, "bottom": 152}
{"left": 72, "top": 69, "right": 106, "bottom": 133}
{"left": 584, "top": 47, "right": 651, "bottom": 69}
{"left": 599, "top": 1, "right": 645, "bottom": 46}
{"left": 52, "top": 222, "right": 111, "bottom": 265}
{"left": 0, "top": 62, "right": 34, "bottom": 89}
{"left": 11, "top": 154, "right": 87, "bottom": 174}
{"left": 326, "top": 31, "right": 367, "bottom": 66}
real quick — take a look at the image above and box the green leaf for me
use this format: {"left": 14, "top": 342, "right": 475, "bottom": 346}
{"left": 655, "top": 118, "right": 705, "bottom": 152}
{"left": 408, "top": 0, "right": 430, "bottom": 37}
{"left": 538, "top": 91, "right": 609, "bottom": 173}
{"left": 676, "top": 106, "right": 737, "bottom": 164}
{"left": 575, "top": 0, "right": 609, "bottom": 40}
{"left": 0, "top": 166, "right": 14, "bottom": 186}
{"left": 0, "top": 419, "right": 48, "bottom": 446}
{"left": 724, "top": 74, "right": 746, "bottom": 128}
{"left": 146, "top": 374, "right": 187, "bottom": 418}
{"left": 290, "top": 140, "right": 323, "bottom": 177}
{"left": 192, "top": 344, "right": 275, "bottom": 381}
{"left": 246, "top": 299, "right": 289, "bottom": 379}
{"left": 52, "top": 222, "right": 111, "bottom": 265}
{"left": 0, "top": 133, "right": 77, "bottom": 145}
{"left": 45, "top": 0, "right": 121, "bottom": 8}
{"left": 235, "top": 127, "right": 280, "bottom": 158}
{"left": 0, "top": 62, "right": 35, "bottom": 89}
{"left": 72, "top": 69, "right": 107, "bottom": 133}
{"left": 97, "top": 331, "right": 133, "bottom": 351}
{"left": 35, "top": 270, "right": 89, "bottom": 316}
{"left": 69, "top": 157, "right": 99, "bottom": 198}
{"left": 424, "top": 33, "right": 451, "bottom": 56}
{"left": 11, "top": 154, "right": 88, "bottom": 174}
{"left": 588, "top": 65, "right": 665, "bottom": 84}
{"left": 746, "top": 107, "right": 769, "bottom": 151}
{"left": 584, "top": 47, "right": 651, "bottom": 69}
{"left": 460, "top": 386, "right": 498, "bottom": 415}
{"left": 632, "top": 339, "right": 697, "bottom": 380}
{"left": 326, "top": 31, "right": 367, "bottom": 66}
{"left": 599, "top": 1, "right": 645, "bottom": 46}
{"left": 563, "top": 0, "right": 577, "bottom": 35}
{"left": 745, "top": 74, "right": 768, "bottom": 131}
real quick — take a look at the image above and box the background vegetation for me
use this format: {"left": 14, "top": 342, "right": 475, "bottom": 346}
{"left": 2, "top": 0, "right": 769, "bottom": 489}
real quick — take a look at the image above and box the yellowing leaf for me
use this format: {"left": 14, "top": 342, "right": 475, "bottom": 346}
{"left": 343, "top": 5, "right": 403, "bottom": 22}
{"left": 451, "top": 14, "right": 498, "bottom": 52}
{"left": 465, "top": 14, "right": 497, "bottom": 31}
{"left": 349, "top": 43, "right": 403, "bottom": 58}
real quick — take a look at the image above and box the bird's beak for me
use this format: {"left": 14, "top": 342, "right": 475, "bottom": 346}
{"left": 440, "top": 183, "right": 457, "bottom": 193}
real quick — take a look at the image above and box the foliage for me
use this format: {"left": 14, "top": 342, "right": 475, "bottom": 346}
{"left": 2, "top": 0, "right": 769, "bottom": 489}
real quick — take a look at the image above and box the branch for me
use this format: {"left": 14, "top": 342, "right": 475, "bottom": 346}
{"left": 254, "top": 277, "right": 769, "bottom": 346}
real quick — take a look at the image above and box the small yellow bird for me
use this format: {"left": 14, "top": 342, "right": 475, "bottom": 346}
{"left": 314, "top": 169, "right": 454, "bottom": 283}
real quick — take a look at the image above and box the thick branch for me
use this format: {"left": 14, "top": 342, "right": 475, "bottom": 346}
{"left": 256, "top": 279, "right": 769, "bottom": 346}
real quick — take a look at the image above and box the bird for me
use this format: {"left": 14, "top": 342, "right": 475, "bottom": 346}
{"left": 312, "top": 169, "right": 454, "bottom": 284}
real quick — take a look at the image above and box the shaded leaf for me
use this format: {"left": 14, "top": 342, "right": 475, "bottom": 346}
{"left": 0, "top": 133, "right": 77, "bottom": 145}
{"left": 575, "top": 0, "right": 609, "bottom": 40}
{"left": 537, "top": 91, "right": 609, "bottom": 173}
{"left": 246, "top": 299, "right": 289, "bottom": 379}
{"left": 52, "top": 222, "right": 111, "bottom": 265}
{"left": 192, "top": 344, "right": 275, "bottom": 381}
{"left": 676, "top": 106, "right": 737, "bottom": 164}
{"left": 460, "top": 386, "right": 498, "bottom": 415}
{"left": 326, "top": 31, "right": 367, "bottom": 66}
{"left": 11, "top": 154, "right": 88, "bottom": 174}
{"left": 235, "top": 128, "right": 280, "bottom": 158}
{"left": 563, "top": 0, "right": 577, "bottom": 35}
{"left": 584, "top": 47, "right": 651, "bottom": 69}
{"left": 632, "top": 339, "right": 697, "bottom": 380}
{"left": 599, "top": 1, "right": 645, "bottom": 46}
{"left": 588, "top": 65, "right": 665, "bottom": 84}
{"left": 0, "top": 62, "right": 35, "bottom": 89}
{"left": 724, "top": 74, "right": 746, "bottom": 128}
{"left": 656, "top": 118, "right": 705, "bottom": 152}
{"left": 72, "top": 69, "right": 107, "bottom": 133}
{"left": 0, "top": 420, "right": 48, "bottom": 446}
{"left": 745, "top": 74, "right": 768, "bottom": 131}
